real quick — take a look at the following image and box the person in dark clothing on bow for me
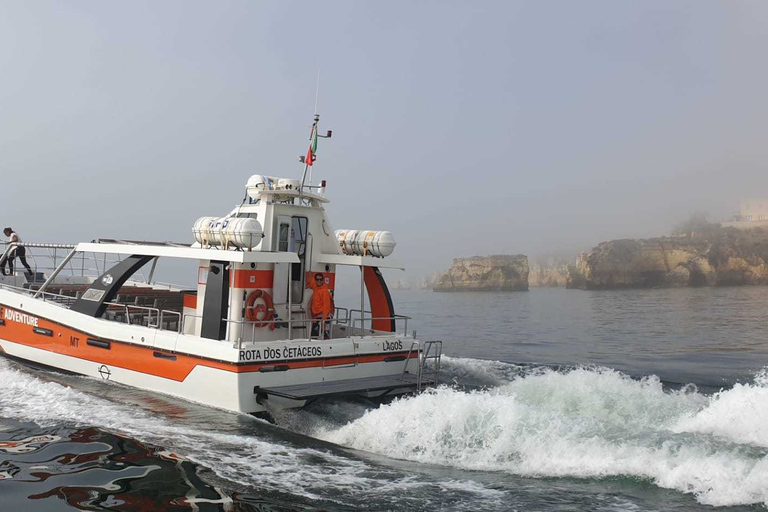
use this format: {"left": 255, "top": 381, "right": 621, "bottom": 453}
{"left": 1, "top": 228, "right": 33, "bottom": 278}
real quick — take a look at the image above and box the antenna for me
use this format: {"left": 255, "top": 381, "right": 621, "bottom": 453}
{"left": 298, "top": 114, "right": 333, "bottom": 201}
{"left": 298, "top": 114, "right": 320, "bottom": 201}
{"left": 310, "top": 69, "right": 321, "bottom": 187}
{"left": 298, "top": 71, "right": 332, "bottom": 202}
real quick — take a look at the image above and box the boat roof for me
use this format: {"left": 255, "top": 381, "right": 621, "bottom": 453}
{"left": 315, "top": 253, "right": 405, "bottom": 270}
{"left": 256, "top": 189, "right": 330, "bottom": 204}
{"left": 76, "top": 241, "right": 300, "bottom": 264}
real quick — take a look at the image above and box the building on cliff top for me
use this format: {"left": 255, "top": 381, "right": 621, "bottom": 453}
{"left": 722, "top": 199, "right": 768, "bottom": 229}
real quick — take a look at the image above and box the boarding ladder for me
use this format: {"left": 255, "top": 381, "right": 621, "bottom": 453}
{"left": 418, "top": 340, "right": 443, "bottom": 392}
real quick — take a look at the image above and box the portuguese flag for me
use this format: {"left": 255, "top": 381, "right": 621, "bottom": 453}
{"left": 306, "top": 125, "right": 318, "bottom": 166}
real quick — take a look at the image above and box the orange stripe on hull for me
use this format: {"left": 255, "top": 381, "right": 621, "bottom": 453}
{"left": 0, "top": 305, "right": 415, "bottom": 382}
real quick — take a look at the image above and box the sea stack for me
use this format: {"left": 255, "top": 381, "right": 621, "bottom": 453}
{"left": 433, "top": 255, "right": 529, "bottom": 292}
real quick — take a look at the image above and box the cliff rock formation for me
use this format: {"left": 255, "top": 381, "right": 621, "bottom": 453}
{"left": 566, "top": 228, "right": 768, "bottom": 289}
{"left": 434, "top": 255, "right": 529, "bottom": 292}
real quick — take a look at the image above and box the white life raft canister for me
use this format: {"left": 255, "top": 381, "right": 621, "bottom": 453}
{"left": 335, "top": 229, "right": 396, "bottom": 258}
{"left": 192, "top": 216, "right": 263, "bottom": 249}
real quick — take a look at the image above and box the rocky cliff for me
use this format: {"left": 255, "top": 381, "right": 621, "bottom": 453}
{"left": 566, "top": 228, "right": 768, "bottom": 290}
{"left": 433, "top": 255, "right": 529, "bottom": 292}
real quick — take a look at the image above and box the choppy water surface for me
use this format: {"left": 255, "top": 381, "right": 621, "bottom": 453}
{"left": 2, "top": 287, "right": 768, "bottom": 511}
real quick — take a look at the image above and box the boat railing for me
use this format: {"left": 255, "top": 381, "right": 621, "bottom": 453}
{"left": 179, "top": 310, "right": 411, "bottom": 348}
{"left": 334, "top": 307, "right": 411, "bottom": 336}
{"left": 181, "top": 314, "right": 344, "bottom": 346}
{"left": 348, "top": 308, "right": 410, "bottom": 337}
{"left": 0, "top": 281, "right": 183, "bottom": 333}
{"left": 0, "top": 242, "right": 149, "bottom": 283}
{"left": 334, "top": 307, "right": 350, "bottom": 324}
{"left": 103, "top": 302, "right": 183, "bottom": 332}
{"left": 180, "top": 313, "right": 346, "bottom": 343}
{"left": 151, "top": 281, "right": 189, "bottom": 291}
{"left": 0, "top": 282, "right": 80, "bottom": 307}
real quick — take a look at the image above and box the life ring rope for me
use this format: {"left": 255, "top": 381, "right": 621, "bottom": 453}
{"left": 245, "top": 289, "right": 275, "bottom": 329}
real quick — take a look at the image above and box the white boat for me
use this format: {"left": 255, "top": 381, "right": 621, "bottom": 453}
{"left": 0, "top": 116, "right": 441, "bottom": 414}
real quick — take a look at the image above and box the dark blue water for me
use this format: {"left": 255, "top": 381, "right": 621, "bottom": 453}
{"left": 401, "top": 287, "right": 768, "bottom": 388}
{"left": 2, "top": 287, "right": 768, "bottom": 511}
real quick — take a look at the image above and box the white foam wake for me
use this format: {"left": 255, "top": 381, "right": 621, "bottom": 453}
{"left": 0, "top": 359, "right": 504, "bottom": 509}
{"left": 440, "top": 355, "right": 535, "bottom": 387}
{"left": 673, "top": 369, "right": 768, "bottom": 448}
{"left": 318, "top": 364, "right": 768, "bottom": 507}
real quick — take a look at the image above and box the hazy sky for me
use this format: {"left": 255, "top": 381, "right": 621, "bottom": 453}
{"left": 1, "top": 1, "right": 767, "bottom": 280}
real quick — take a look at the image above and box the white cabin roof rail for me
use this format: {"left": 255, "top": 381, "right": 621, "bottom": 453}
{"left": 75, "top": 243, "right": 300, "bottom": 264}
{"left": 256, "top": 189, "right": 329, "bottom": 204}
{"left": 94, "top": 238, "right": 192, "bottom": 247}
{"left": 315, "top": 253, "right": 405, "bottom": 270}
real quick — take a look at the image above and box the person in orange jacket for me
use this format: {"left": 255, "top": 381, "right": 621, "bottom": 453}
{"left": 308, "top": 272, "right": 333, "bottom": 339}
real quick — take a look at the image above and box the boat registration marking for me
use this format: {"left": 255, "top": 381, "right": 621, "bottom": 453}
{"left": 239, "top": 345, "right": 323, "bottom": 362}
{"left": 383, "top": 340, "right": 404, "bottom": 351}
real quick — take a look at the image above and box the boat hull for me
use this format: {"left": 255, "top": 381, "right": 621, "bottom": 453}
{"left": 0, "top": 293, "right": 420, "bottom": 413}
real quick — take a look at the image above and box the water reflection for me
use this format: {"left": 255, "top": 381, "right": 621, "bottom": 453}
{"left": 0, "top": 422, "right": 315, "bottom": 511}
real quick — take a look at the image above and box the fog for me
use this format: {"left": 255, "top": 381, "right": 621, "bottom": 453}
{"left": 1, "top": 1, "right": 767, "bottom": 282}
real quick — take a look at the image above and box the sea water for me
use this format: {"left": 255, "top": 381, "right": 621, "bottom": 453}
{"left": 1, "top": 287, "right": 767, "bottom": 511}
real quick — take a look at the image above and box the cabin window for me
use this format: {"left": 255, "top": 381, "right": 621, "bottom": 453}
{"left": 291, "top": 217, "right": 309, "bottom": 302}
{"left": 274, "top": 216, "right": 309, "bottom": 305}
{"left": 278, "top": 223, "right": 290, "bottom": 252}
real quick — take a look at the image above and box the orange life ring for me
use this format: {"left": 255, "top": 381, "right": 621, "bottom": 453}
{"left": 246, "top": 289, "right": 275, "bottom": 329}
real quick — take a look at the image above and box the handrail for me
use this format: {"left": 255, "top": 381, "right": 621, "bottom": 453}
{"left": 181, "top": 313, "right": 342, "bottom": 346}
{"left": 179, "top": 311, "right": 411, "bottom": 347}
{"left": 152, "top": 281, "right": 190, "bottom": 291}
{"left": 334, "top": 306, "right": 350, "bottom": 324}
{"left": 103, "top": 302, "right": 182, "bottom": 332}
{"left": 348, "top": 308, "right": 410, "bottom": 337}
{"left": 0, "top": 282, "right": 77, "bottom": 304}
{"left": 351, "top": 315, "right": 410, "bottom": 338}
{"left": 0, "top": 242, "right": 77, "bottom": 248}
{"left": 1, "top": 242, "right": 141, "bottom": 283}
{"left": 0, "top": 282, "right": 183, "bottom": 333}
{"left": 403, "top": 340, "right": 420, "bottom": 380}
{"left": 348, "top": 308, "right": 411, "bottom": 321}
